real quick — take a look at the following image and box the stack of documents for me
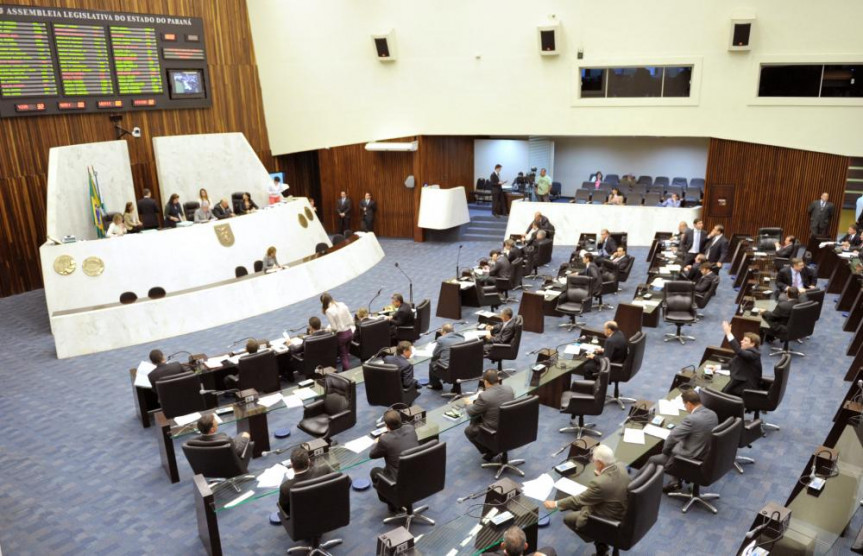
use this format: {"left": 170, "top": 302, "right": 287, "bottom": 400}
{"left": 133, "top": 361, "right": 157, "bottom": 388}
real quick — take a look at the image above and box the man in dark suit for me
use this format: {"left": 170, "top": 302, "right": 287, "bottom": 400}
{"left": 147, "top": 349, "right": 186, "bottom": 396}
{"left": 212, "top": 199, "right": 234, "bottom": 219}
{"left": 582, "top": 321, "right": 627, "bottom": 380}
{"left": 840, "top": 224, "right": 863, "bottom": 250}
{"left": 490, "top": 164, "right": 508, "bottom": 218}
{"left": 525, "top": 211, "right": 554, "bottom": 238}
{"left": 383, "top": 341, "right": 420, "bottom": 391}
{"left": 278, "top": 447, "right": 334, "bottom": 517}
{"left": 774, "top": 235, "right": 796, "bottom": 258}
{"left": 388, "top": 293, "right": 414, "bottom": 338}
{"left": 681, "top": 253, "right": 707, "bottom": 281}
{"left": 194, "top": 413, "right": 251, "bottom": 460}
{"left": 502, "top": 239, "right": 522, "bottom": 263}
{"left": 482, "top": 307, "right": 517, "bottom": 355}
{"left": 807, "top": 192, "right": 834, "bottom": 237}
{"left": 608, "top": 246, "right": 630, "bottom": 273}
{"left": 647, "top": 389, "right": 719, "bottom": 492}
{"left": 464, "top": 369, "right": 515, "bottom": 460}
{"left": 335, "top": 191, "right": 351, "bottom": 233}
{"left": 703, "top": 224, "right": 729, "bottom": 267}
{"left": 487, "top": 249, "right": 512, "bottom": 284}
{"left": 694, "top": 264, "right": 720, "bottom": 296}
{"left": 596, "top": 229, "right": 617, "bottom": 259}
{"left": 763, "top": 287, "right": 800, "bottom": 342}
{"left": 136, "top": 188, "right": 159, "bottom": 230}
{"left": 721, "top": 320, "right": 763, "bottom": 397}
{"left": 370, "top": 409, "right": 419, "bottom": 510}
{"left": 498, "top": 525, "right": 557, "bottom": 556}
{"left": 680, "top": 218, "right": 706, "bottom": 265}
{"left": 289, "top": 317, "right": 334, "bottom": 364}
{"left": 580, "top": 252, "right": 602, "bottom": 297}
{"left": 429, "top": 324, "right": 466, "bottom": 392}
{"left": 775, "top": 258, "right": 817, "bottom": 299}
{"left": 543, "top": 444, "right": 630, "bottom": 556}
{"left": 359, "top": 192, "right": 377, "bottom": 232}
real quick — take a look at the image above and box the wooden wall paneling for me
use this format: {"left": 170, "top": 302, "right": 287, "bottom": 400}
{"left": 418, "top": 136, "right": 475, "bottom": 193}
{"left": 703, "top": 138, "right": 849, "bottom": 242}
{"left": 0, "top": 0, "right": 272, "bottom": 297}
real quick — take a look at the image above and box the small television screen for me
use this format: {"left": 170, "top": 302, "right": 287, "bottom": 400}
{"left": 168, "top": 69, "right": 206, "bottom": 99}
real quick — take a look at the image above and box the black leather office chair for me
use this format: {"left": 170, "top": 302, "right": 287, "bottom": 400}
{"left": 580, "top": 462, "right": 664, "bottom": 556}
{"left": 235, "top": 266, "right": 249, "bottom": 278}
{"left": 279, "top": 472, "right": 350, "bottom": 555}
{"left": 525, "top": 238, "right": 554, "bottom": 278}
{"left": 742, "top": 354, "right": 790, "bottom": 434}
{"left": 231, "top": 192, "right": 244, "bottom": 214}
{"left": 595, "top": 267, "right": 619, "bottom": 311}
{"left": 700, "top": 388, "right": 763, "bottom": 474}
{"left": 475, "top": 395, "right": 539, "bottom": 478}
{"left": 550, "top": 181, "right": 562, "bottom": 200}
{"left": 396, "top": 299, "right": 430, "bottom": 343}
{"left": 804, "top": 288, "right": 825, "bottom": 321}
{"left": 662, "top": 280, "right": 698, "bottom": 344}
{"left": 557, "top": 275, "right": 594, "bottom": 331}
{"left": 253, "top": 260, "right": 264, "bottom": 273}
{"left": 485, "top": 316, "right": 523, "bottom": 372}
{"left": 297, "top": 373, "right": 356, "bottom": 440}
{"left": 362, "top": 361, "right": 420, "bottom": 408}
{"left": 769, "top": 301, "right": 818, "bottom": 357}
{"left": 695, "top": 277, "right": 719, "bottom": 320}
{"left": 155, "top": 371, "right": 206, "bottom": 419}
{"left": 226, "top": 350, "right": 281, "bottom": 394}
{"left": 667, "top": 417, "right": 743, "bottom": 514}
{"left": 119, "top": 291, "right": 138, "bottom": 304}
{"left": 148, "top": 287, "right": 166, "bottom": 299}
{"left": 350, "top": 318, "right": 390, "bottom": 361}
{"left": 560, "top": 362, "right": 609, "bottom": 437}
{"left": 497, "top": 257, "right": 525, "bottom": 303}
{"left": 607, "top": 331, "right": 646, "bottom": 410}
{"left": 430, "top": 339, "right": 484, "bottom": 398}
{"left": 475, "top": 282, "right": 503, "bottom": 311}
{"left": 181, "top": 437, "right": 254, "bottom": 492}
{"left": 756, "top": 227, "right": 783, "bottom": 252}
{"left": 183, "top": 201, "right": 199, "bottom": 221}
{"left": 292, "top": 332, "right": 339, "bottom": 378}
{"left": 375, "top": 440, "right": 447, "bottom": 532}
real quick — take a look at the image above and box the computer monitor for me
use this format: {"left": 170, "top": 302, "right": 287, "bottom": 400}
{"left": 167, "top": 69, "right": 206, "bottom": 100}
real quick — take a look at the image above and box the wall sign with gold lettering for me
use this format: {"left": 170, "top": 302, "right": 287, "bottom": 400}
{"left": 214, "top": 223, "right": 235, "bottom": 247}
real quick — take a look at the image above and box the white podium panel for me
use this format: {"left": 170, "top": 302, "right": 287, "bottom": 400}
{"left": 50, "top": 233, "right": 385, "bottom": 358}
{"left": 417, "top": 186, "right": 470, "bottom": 229}
{"left": 505, "top": 200, "right": 702, "bottom": 246}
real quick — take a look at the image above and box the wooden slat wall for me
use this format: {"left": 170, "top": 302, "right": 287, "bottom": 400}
{"left": 0, "top": 0, "right": 274, "bottom": 297}
{"left": 703, "top": 138, "right": 850, "bottom": 241}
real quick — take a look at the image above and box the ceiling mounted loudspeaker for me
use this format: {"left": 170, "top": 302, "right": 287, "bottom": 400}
{"left": 372, "top": 30, "right": 396, "bottom": 62}
{"left": 729, "top": 18, "right": 754, "bottom": 51}
{"left": 364, "top": 141, "right": 417, "bottom": 152}
{"left": 537, "top": 22, "right": 559, "bottom": 56}
{"left": 404, "top": 175, "right": 415, "bottom": 189}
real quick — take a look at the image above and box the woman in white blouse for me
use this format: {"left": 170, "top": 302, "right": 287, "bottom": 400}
{"left": 321, "top": 292, "right": 354, "bottom": 370}
{"left": 106, "top": 213, "right": 127, "bottom": 237}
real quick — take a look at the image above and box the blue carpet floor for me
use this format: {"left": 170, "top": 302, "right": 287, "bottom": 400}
{"left": 0, "top": 228, "right": 860, "bottom": 555}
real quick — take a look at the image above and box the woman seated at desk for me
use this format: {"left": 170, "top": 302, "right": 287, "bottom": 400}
{"left": 164, "top": 193, "right": 185, "bottom": 228}
{"left": 123, "top": 202, "right": 143, "bottom": 233}
{"left": 605, "top": 187, "right": 624, "bottom": 205}
{"left": 238, "top": 192, "right": 259, "bottom": 215}
{"left": 106, "top": 214, "right": 127, "bottom": 237}
{"left": 263, "top": 246, "right": 283, "bottom": 271}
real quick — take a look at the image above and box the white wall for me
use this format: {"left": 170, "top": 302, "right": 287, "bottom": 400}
{"left": 553, "top": 137, "right": 709, "bottom": 196}
{"left": 473, "top": 139, "right": 529, "bottom": 185}
{"left": 247, "top": 0, "right": 863, "bottom": 157}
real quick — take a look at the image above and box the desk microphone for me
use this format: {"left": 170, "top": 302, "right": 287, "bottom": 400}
{"left": 457, "top": 485, "right": 492, "bottom": 503}
{"left": 288, "top": 325, "right": 305, "bottom": 333}
{"left": 455, "top": 244, "right": 464, "bottom": 279}
{"left": 227, "top": 337, "right": 254, "bottom": 349}
{"left": 368, "top": 288, "right": 383, "bottom": 312}
{"left": 261, "top": 447, "right": 292, "bottom": 457}
{"left": 394, "top": 262, "right": 414, "bottom": 305}
{"left": 744, "top": 522, "right": 770, "bottom": 541}
{"left": 167, "top": 350, "right": 191, "bottom": 362}
{"left": 200, "top": 388, "right": 239, "bottom": 396}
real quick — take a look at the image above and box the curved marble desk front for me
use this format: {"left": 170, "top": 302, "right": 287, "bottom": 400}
{"left": 39, "top": 199, "right": 329, "bottom": 316}
{"left": 50, "top": 233, "right": 385, "bottom": 359}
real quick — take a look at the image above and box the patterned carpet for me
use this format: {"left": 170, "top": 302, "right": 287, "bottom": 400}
{"left": 0, "top": 224, "right": 860, "bottom": 555}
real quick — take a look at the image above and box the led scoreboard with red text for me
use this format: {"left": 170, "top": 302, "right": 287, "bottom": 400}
{"left": 0, "top": 5, "right": 210, "bottom": 117}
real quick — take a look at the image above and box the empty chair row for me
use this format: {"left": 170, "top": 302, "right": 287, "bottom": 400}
{"left": 602, "top": 174, "right": 702, "bottom": 188}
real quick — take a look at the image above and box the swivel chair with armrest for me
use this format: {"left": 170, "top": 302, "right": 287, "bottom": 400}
{"left": 475, "top": 395, "right": 540, "bottom": 479}
{"left": 485, "top": 316, "right": 523, "bottom": 372}
{"left": 594, "top": 268, "right": 619, "bottom": 311}
{"left": 756, "top": 227, "right": 783, "bottom": 252}
{"left": 297, "top": 373, "right": 357, "bottom": 440}
{"left": 556, "top": 275, "right": 594, "bottom": 331}
{"left": 362, "top": 360, "right": 420, "bottom": 410}
{"left": 769, "top": 301, "right": 818, "bottom": 357}
{"left": 699, "top": 388, "right": 763, "bottom": 473}
{"left": 496, "top": 257, "right": 526, "bottom": 303}
{"left": 695, "top": 278, "right": 719, "bottom": 321}
{"left": 155, "top": 371, "right": 207, "bottom": 419}
{"left": 291, "top": 332, "right": 339, "bottom": 379}
{"left": 430, "top": 339, "right": 484, "bottom": 399}
{"left": 395, "top": 299, "right": 430, "bottom": 343}
{"left": 182, "top": 437, "right": 254, "bottom": 493}
{"left": 375, "top": 440, "right": 447, "bottom": 532}
{"left": 350, "top": 318, "right": 390, "bottom": 361}
{"left": 225, "top": 350, "right": 281, "bottom": 394}
{"left": 741, "top": 354, "right": 790, "bottom": 434}
{"left": 667, "top": 417, "right": 743, "bottom": 514}
{"left": 607, "top": 331, "right": 646, "bottom": 410}
{"left": 278, "top": 472, "right": 351, "bottom": 555}
{"left": 559, "top": 362, "right": 609, "bottom": 437}
{"left": 662, "top": 280, "right": 698, "bottom": 344}
{"left": 579, "top": 462, "right": 665, "bottom": 556}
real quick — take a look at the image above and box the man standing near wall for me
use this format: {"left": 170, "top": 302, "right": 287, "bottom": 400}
{"left": 336, "top": 190, "right": 352, "bottom": 233}
{"left": 807, "top": 192, "right": 834, "bottom": 237}
{"left": 490, "top": 164, "right": 508, "bottom": 218}
{"left": 535, "top": 168, "right": 552, "bottom": 203}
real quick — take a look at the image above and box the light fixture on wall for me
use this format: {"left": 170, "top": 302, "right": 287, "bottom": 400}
{"left": 109, "top": 114, "right": 141, "bottom": 139}
{"left": 537, "top": 19, "right": 560, "bottom": 56}
{"left": 365, "top": 141, "right": 417, "bottom": 152}
{"left": 372, "top": 30, "right": 396, "bottom": 62}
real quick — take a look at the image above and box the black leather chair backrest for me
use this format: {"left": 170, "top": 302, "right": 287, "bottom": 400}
{"left": 395, "top": 440, "right": 447, "bottom": 506}
{"left": 182, "top": 438, "right": 248, "bottom": 478}
{"left": 355, "top": 318, "right": 390, "bottom": 361}
{"left": 614, "top": 331, "right": 646, "bottom": 383}
{"left": 183, "top": 201, "right": 200, "bottom": 221}
{"left": 769, "top": 354, "right": 791, "bottom": 409}
{"left": 416, "top": 299, "right": 431, "bottom": 335}
{"left": 619, "top": 462, "right": 664, "bottom": 549}
{"left": 569, "top": 367, "right": 610, "bottom": 416}
{"left": 564, "top": 275, "right": 594, "bottom": 305}
{"left": 637, "top": 175, "right": 653, "bottom": 186}
{"left": 287, "top": 472, "right": 351, "bottom": 541}
{"left": 785, "top": 300, "right": 819, "bottom": 341}
{"left": 605, "top": 174, "right": 620, "bottom": 184}
{"left": 757, "top": 227, "right": 783, "bottom": 252}
{"left": 508, "top": 257, "right": 524, "bottom": 290}
{"left": 495, "top": 395, "right": 539, "bottom": 453}
{"left": 120, "top": 292, "right": 138, "bottom": 304}
{"left": 696, "top": 278, "right": 719, "bottom": 309}
{"left": 664, "top": 281, "right": 696, "bottom": 312}
{"left": 672, "top": 177, "right": 688, "bottom": 187}
{"left": 231, "top": 192, "right": 244, "bottom": 214}
{"left": 703, "top": 417, "right": 743, "bottom": 481}
{"left": 148, "top": 287, "right": 166, "bottom": 299}
{"left": 253, "top": 260, "right": 264, "bottom": 273}
{"left": 324, "top": 372, "right": 353, "bottom": 411}
{"left": 362, "top": 361, "right": 416, "bottom": 407}
{"left": 238, "top": 350, "right": 280, "bottom": 394}
{"left": 155, "top": 371, "right": 206, "bottom": 419}
{"left": 609, "top": 232, "right": 628, "bottom": 250}
{"left": 300, "top": 332, "right": 339, "bottom": 377}
{"left": 447, "top": 340, "right": 484, "bottom": 383}
{"left": 235, "top": 266, "right": 249, "bottom": 278}
{"left": 805, "top": 288, "right": 825, "bottom": 320}
{"left": 619, "top": 256, "right": 635, "bottom": 282}
{"left": 699, "top": 388, "right": 744, "bottom": 425}
{"left": 536, "top": 238, "right": 554, "bottom": 266}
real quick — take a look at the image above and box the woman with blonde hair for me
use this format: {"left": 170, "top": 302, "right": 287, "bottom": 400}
{"left": 106, "top": 213, "right": 127, "bottom": 237}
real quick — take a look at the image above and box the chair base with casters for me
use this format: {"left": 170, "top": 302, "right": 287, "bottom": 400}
{"left": 605, "top": 382, "right": 635, "bottom": 410}
{"left": 769, "top": 340, "right": 805, "bottom": 357}
{"left": 286, "top": 538, "right": 342, "bottom": 556}
{"left": 480, "top": 451, "right": 526, "bottom": 479}
{"left": 735, "top": 455, "right": 755, "bottom": 474}
{"left": 594, "top": 295, "right": 614, "bottom": 312}
{"left": 667, "top": 484, "right": 720, "bottom": 514}
{"left": 663, "top": 323, "right": 695, "bottom": 344}
{"left": 382, "top": 503, "right": 435, "bottom": 531}
{"left": 559, "top": 414, "right": 602, "bottom": 438}
{"left": 558, "top": 314, "right": 585, "bottom": 331}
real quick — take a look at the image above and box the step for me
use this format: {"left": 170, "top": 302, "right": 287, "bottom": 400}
{"left": 462, "top": 233, "right": 505, "bottom": 241}
{"left": 466, "top": 223, "right": 508, "bottom": 233}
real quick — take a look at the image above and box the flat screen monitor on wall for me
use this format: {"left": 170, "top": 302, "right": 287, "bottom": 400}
{"left": 168, "top": 69, "right": 206, "bottom": 99}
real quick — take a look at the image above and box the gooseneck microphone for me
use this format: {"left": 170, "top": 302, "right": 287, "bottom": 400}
{"left": 227, "top": 337, "right": 254, "bottom": 349}
{"left": 368, "top": 288, "right": 383, "bottom": 313}
{"left": 167, "top": 350, "right": 191, "bottom": 362}
{"left": 455, "top": 244, "right": 464, "bottom": 278}
{"left": 394, "top": 262, "right": 414, "bottom": 305}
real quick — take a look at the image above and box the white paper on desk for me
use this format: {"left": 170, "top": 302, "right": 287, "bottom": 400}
{"left": 667, "top": 264, "right": 681, "bottom": 271}
{"left": 344, "top": 435, "right": 375, "bottom": 454}
{"left": 293, "top": 387, "right": 318, "bottom": 400}
{"left": 563, "top": 344, "right": 580, "bottom": 355}
{"left": 475, "top": 310, "right": 497, "bottom": 318}
{"left": 544, "top": 290, "right": 562, "bottom": 300}
{"left": 256, "top": 464, "right": 289, "bottom": 488}
{"left": 662, "top": 251, "right": 676, "bottom": 257}
{"left": 671, "top": 394, "right": 687, "bottom": 410}
{"left": 204, "top": 356, "right": 226, "bottom": 369}
{"left": 659, "top": 266, "right": 670, "bottom": 274}
{"left": 554, "top": 477, "right": 588, "bottom": 498}
{"left": 623, "top": 428, "right": 646, "bottom": 445}
{"left": 463, "top": 329, "right": 488, "bottom": 341}
{"left": 271, "top": 344, "right": 288, "bottom": 354}
{"left": 258, "top": 393, "right": 283, "bottom": 408}
{"left": 289, "top": 337, "right": 303, "bottom": 347}
{"left": 174, "top": 412, "right": 202, "bottom": 427}
{"left": 644, "top": 424, "right": 671, "bottom": 440}
{"left": 282, "top": 394, "right": 303, "bottom": 408}
{"left": 459, "top": 281, "right": 474, "bottom": 290}
{"left": 715, "top": 369, "right": 730, "bottom": 376}
{"left": 521, "top": 473, "right": 555, "bottom": 501}
{"left": 651, "top": 278, "right": 666, "bottom": 289}
{"left": 227, "top": 354, "right": 242, "bottom": 365}
{"left": 412, "top": 342, "right": 436, "bottom": 357}
{"left": 657, "top": 399, "right": 679, "bottom": 416}
{"left": 134, "top": 361, "right": 156, "bottom": 388}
